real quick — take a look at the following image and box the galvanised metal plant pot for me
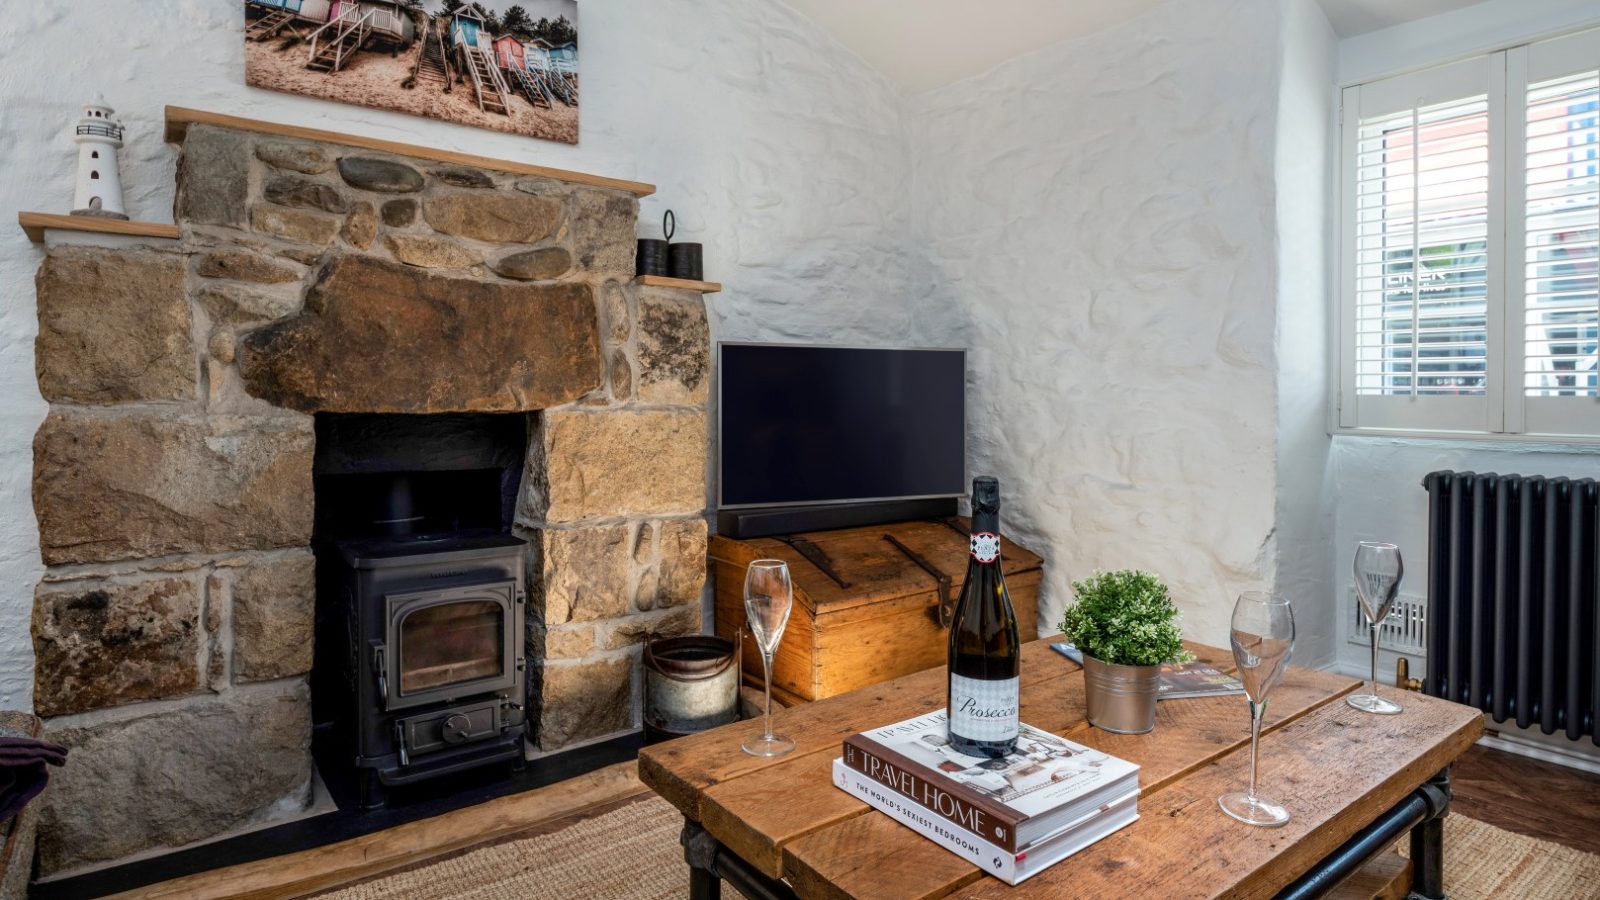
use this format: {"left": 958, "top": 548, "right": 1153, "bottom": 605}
{"left": 1082, "top": 654, "right": 1161, "bottom": 734}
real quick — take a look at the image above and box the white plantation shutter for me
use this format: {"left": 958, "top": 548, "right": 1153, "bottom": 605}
{"left": 1339, "top": 32, "right": 1600, "bottom": 440}
{"left": 1509, "top": 31, "right": 1600, "bottom": 437}
{"left": 1353, "top": 96, "right": 1491, "bottom": 398}
{"left": 1340, "top": 57, "right": 1502, "bottom": 432}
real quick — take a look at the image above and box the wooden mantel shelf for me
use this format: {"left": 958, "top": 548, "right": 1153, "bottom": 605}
{"left": 19, "top": 212, "right": 180, "bottom": 244}
{"left": 636, "top": 275, "right": 721, "bottom": 293}
{"left": 164, "top": 106, "right": 656, "bottom": 197}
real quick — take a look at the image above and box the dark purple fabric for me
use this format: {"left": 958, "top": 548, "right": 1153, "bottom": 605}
{"left": 0, "top": 737, "right": 67, "bottom": 765}
{"left": 0, "top": 736, "right": 67, "bottom": 822}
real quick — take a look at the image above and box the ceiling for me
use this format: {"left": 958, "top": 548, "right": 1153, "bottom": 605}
{"left": 783, "top": 0, "right": 1496, "bottom": 94}
{"left": 1315, "top": 0, "right": 1493, "bottom": 37}
{"left": 779, "top": 0, "right": 1165, "bottom": 94}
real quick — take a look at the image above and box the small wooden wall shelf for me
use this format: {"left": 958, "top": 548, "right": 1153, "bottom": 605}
{"left": 635, "top": 275, "right": 721, "bottom": 293}
{"left": 19, "top": 212, "right": 180, "bottom": 244}
{"left": 164, "top": 106, "right": 656, "bottom": 197}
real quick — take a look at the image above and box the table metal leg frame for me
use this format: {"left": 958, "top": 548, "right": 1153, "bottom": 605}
{"left": 1276, "top": 767, "right": 1453, "bottom": 900}
{"left": 681, "top": 769, "right": 1453, "bottom": 900}
{"left": 682, "top": 818, "right": 799, "bottom": 900}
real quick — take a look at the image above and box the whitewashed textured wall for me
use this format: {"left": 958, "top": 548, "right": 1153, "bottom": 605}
{"left": 908, "top": 0, "right": 1288, "bottom": 647}
{"left": 1272, "top": 0, "right": 1338, "bottom": 667}
{"left": 0, "top": 0, "right": 941, "bottom": 709}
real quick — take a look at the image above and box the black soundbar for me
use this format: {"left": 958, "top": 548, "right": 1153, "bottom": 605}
{"left": 716, "top": 497, "right": 960, "bottom": 539}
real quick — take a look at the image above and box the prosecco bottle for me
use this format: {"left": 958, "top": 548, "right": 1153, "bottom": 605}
{"left": 946, "top": 476, "right": 1021, "bottom": 758}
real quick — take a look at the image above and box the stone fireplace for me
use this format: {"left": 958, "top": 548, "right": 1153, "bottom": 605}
{"left": 28, "top": 120, "right": 709, "bottom": 875}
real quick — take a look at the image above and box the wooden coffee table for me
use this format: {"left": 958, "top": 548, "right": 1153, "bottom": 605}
{"left": 638, "top": 639, "right": 1483, "bottom": 899}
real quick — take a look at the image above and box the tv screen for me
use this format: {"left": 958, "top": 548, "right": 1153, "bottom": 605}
{"left": 718, "top": 344, "right": 966, "bottom": 509}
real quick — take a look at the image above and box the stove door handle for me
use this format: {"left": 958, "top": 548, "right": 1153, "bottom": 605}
{"left": 373, "top": 642, "right": 389, "bottom": 701}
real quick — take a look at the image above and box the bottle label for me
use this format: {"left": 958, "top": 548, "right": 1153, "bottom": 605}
{"left": 969, "top": 532, "right": 1001, "bottom": 563}
{"left": 949, "top": 673, "right": 1019, "bottom": 743}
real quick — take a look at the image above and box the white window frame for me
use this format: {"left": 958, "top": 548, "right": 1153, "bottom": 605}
{"left": 1335, "top": 28, "right": 1600, "bottom": 443}
{"left": 1508, "top": 29, "right": 1600, "bottom": 439}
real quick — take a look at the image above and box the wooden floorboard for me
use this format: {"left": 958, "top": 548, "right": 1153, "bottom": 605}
{"left": 1450, "top": 742, "right": 1600, "bottom": 854}
{"left": 103, "top": 760, "right": 649, "bottom": 900}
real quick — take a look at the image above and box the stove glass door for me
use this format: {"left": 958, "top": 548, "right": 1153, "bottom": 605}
{"left": 399, "top": 600, "right": 504, "bottom": 694}
{"left": 386, "top": 579, "right": 519, "bottom": 709}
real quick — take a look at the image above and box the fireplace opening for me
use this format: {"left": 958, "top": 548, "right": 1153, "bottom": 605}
{"left": 310, "top": 413, "right": 532, "bottom": 809}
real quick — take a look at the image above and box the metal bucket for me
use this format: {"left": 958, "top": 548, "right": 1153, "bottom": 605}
{"left": 643, "top": 634, "right": 740, "bottom": 743}
{"left": 1082, "top": 655, "right": 1161, "bottom": 734}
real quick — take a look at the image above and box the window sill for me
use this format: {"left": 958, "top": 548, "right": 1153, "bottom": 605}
{"left": 1330, "top": 427, "right": 1600, "bottom": 449}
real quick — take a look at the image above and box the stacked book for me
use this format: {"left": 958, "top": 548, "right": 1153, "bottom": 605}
{"left": 833, "top": 711, "right": 1139, "bottom": 885}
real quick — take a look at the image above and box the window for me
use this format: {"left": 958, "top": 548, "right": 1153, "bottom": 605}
{"left": 1338, "top": 29, "right": 1600, "bottom": 439}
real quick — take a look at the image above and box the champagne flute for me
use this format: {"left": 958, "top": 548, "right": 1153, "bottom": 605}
{"left": 742, "top": 559, "right": 796, "bottom": 757}
{"left": 1219, "top": 590, "right": 1296, "bottom": 827}
{"left": 1348, "top": 542, "right": 1404, "bottom": 715}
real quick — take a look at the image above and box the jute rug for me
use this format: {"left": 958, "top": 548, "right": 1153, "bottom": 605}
{"left": 319, "top": 795, "right": 1599, "bottom": 899}
{"left": 1400, "top": 813, "right": 1600, "bottom": 900}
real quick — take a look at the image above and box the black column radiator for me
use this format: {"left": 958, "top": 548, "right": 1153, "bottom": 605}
{"left": 1422, "top": 471, "right": 1598, "bottom": 744}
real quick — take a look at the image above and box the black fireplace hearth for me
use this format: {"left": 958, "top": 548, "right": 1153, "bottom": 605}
{"left": 311, "top": 414, "right": 532, "bottom": 808}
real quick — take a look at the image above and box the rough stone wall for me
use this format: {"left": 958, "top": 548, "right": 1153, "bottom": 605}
{"left": 28, "top": 125, "right": 708, "bottom": 876}
{"left": 517, "top": 292, "right": 713, "bottom": 753}
{"left": 908, "top": 0, "right": 1286, "bottom": 644}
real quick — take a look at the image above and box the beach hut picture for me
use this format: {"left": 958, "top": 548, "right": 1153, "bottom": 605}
{"left": 305, "top": 0, "right": 417, "bottom": 73}
{"left": 541, "top": 39, "right": 577, "bottom": 102}
{"left": 494, "top": 34, "right": 571, "bottom": 109}
{"left": 246, "top": 0, "right": 333, "bottom": 41}
{"left": 331, "top": 1, "right": 417, "bottom": 47}
{"left": 515, "top": 37, "right": 575, "bottom": 106}
{"left": 243, "top": 0, "right": 580, "bottom": 144}
{"left": 448, "top": 7, "right": 511, "bottom": 114}
{"left": 493, "top": 33, "right": 524, "bottom": 70}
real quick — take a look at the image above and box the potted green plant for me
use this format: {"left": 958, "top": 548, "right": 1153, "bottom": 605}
{"left": 1059, "top": 570, "right": 1189, "bottom": 734}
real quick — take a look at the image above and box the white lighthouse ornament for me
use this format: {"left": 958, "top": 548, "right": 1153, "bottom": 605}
{"left": 71, "top": 99, "right": 128, "bottom": 220}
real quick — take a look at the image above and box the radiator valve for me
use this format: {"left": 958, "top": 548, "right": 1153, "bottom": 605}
{"left": 1397, "top": 657, "right": 1423, "bottom": 692}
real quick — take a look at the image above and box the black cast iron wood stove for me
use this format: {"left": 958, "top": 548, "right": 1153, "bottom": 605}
{"left": 312, "top": 414, "right": 530, "bottom": 809}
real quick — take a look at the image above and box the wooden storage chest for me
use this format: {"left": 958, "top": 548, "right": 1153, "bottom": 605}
{"left": 709, "top": 518, "right": 1043, "bottom": 705}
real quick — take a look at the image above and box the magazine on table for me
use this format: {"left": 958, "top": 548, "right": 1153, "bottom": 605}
{"left": 1049, "top": 642, "right": 1245, "bottom": 699}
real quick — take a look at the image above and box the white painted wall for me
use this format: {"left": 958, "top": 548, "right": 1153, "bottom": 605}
{"left": 1273, "top": 0, "right": 1339, "bottom": 667}
{"left": 909, "top": 0, "right": 1287, "bottom": 647}
{"left": 0, "top": 0, "right": 941, "bottom": 710}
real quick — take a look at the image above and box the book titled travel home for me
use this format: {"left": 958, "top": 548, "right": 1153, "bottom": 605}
{"left": 1049, "top": 642, "right": 1246, "bottom": 699}
{"left": 832, "top": 759, "right": 1139, "bottom": 885}
{"left": 841, "top": 710, "right": 1139, "bottom": 854}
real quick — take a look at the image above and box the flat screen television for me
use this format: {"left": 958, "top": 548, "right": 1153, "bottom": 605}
{"left": 717, "top": 343, "right": 966, "bottom": 536}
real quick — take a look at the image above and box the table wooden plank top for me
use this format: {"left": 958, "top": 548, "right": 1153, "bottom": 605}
{"left": 637, "top": 637, "right": 1483, "bottom": 899}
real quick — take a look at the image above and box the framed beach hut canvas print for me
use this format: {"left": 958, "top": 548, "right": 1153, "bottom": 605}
{"left": 243, "top": 0, "right": 580, "bottom": 144}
